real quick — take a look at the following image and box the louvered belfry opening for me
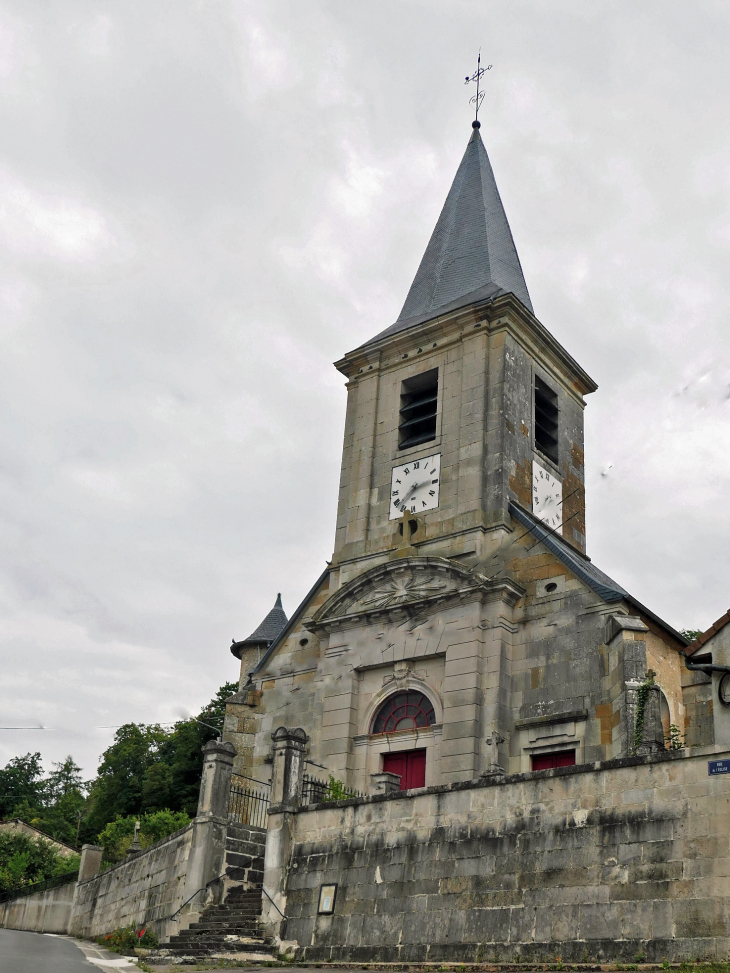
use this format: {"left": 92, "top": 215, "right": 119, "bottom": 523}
{"left": 398, "top": 369, "right": 438, "bottom": 449}
{"left": 534, "top": 375, "right": 559, "bottom": 464}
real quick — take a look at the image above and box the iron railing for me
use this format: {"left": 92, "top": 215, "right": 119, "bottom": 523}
{"left": 228, "top": 780, "right": 270, "bottom": 829}
{"left": 0, "top": 869, "right": 79, "bottom": 904}
{"left": 301, "top": 774, "right": 362, "bottom": 805}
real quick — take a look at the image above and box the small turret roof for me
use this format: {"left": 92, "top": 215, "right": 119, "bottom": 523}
{"left": 367, "top": 123, "right": 532, "bottom": 346}
{"left": 230, "top": 593, "right": 288, "bottom": 659}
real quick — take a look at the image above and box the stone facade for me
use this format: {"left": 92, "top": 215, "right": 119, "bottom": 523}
{"left": 280, "top": 746, "right": 730, "bottom": 963}
{"left": 223, "top": 181, "right": 694, "bottom": 791}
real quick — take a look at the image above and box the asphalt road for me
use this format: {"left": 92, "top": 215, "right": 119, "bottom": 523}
{"left": 0, "top": 929, "right": 138, "bottom": 972}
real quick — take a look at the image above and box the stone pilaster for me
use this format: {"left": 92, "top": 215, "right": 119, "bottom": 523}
{"left": 604, "top": 615, "right": 650, "bottom": 757}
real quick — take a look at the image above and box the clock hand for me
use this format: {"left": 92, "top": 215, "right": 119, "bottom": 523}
{"left": 401, "top": 479, "right": 429, "bottom": 504}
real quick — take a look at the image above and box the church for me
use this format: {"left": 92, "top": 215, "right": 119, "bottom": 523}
{"left": 223, "top": 119, "right": 712, "bottom": 795}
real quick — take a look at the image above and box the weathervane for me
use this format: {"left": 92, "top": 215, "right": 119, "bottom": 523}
{"left": 464, "top": 50, "right": 492, "bottom": 126}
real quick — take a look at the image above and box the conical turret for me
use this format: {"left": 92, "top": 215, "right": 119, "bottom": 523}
{"left": 230, "top": 593, "right": 288, "bottom": 660}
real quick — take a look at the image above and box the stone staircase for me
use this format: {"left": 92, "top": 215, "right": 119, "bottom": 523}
{"left": 147, "top": 887, "right": 276, "bottom": 965}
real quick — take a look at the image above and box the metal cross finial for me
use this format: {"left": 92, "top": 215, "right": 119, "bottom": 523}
{"left": 464, "top": 49, "right": 492, "bottom": 125}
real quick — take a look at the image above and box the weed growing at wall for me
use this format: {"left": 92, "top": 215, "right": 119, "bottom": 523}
{"left": 666, "top": 723, "right": 685, "bottom": 750}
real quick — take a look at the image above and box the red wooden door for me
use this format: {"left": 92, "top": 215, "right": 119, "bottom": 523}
{"left": 382, "top": 750, "right": 426, "bottom": 789}
{"left": 531, "top": 750, "right": 576, "bottom": 771}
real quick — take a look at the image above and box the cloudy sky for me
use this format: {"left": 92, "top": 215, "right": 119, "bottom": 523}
{"left": 2, "top": 0, "right": 730, "bottom": 777}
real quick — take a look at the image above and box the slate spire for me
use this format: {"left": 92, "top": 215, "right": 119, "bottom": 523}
{"left": 370, "top": 124, "right": 532, "bottom": 345}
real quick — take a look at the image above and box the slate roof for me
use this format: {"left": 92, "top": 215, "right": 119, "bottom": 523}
{"left": 509, "top": 502, "right": 627, "bottom": 603}
{"left": 685, "top": 609, "right": 730, "bottom": 655}
{"left": 366, "top": 123, "right": 532, "bottom": 347}
{"left": 508, "top": 501, "right": 688, "bottom": 646}
{"left": 231, "top": 594, "right": 288, "bottom": 659}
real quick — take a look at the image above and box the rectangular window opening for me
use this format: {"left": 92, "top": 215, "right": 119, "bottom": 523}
{"left": 531, "top": 750, "right": 576, "bottom": 772}
{"left": 398, "top": 369, "right": 438, "bottom": 450}
{"left": 534, "top": 375, "right": 559, "bottom": 464}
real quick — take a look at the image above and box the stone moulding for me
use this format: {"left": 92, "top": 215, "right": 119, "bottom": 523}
{"left": 515, "top": 709, "right": 588, "bottom": 730}
{"left": 308, "top": 556, "right": 524, "bottom": 633}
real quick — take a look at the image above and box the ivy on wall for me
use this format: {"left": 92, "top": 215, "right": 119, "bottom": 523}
{"left": 633, "top": 670, "right": 656, "bottom": 753}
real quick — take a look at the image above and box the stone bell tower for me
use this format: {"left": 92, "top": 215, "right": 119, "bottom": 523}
{"left": 331, "top": 122, "right": 596, "bottom": 586}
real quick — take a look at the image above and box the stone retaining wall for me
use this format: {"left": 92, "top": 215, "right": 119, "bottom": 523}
{"left": 71, "top": 823, "right": 194, "bottom": 942}
{"left": 282, "top": 746, "right": 730, "bottom": 963}
{"left": 0, "top": 879, "right": 75, "bottom": 934}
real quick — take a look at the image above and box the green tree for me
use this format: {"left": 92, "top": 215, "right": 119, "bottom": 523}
{"left": 0, "top": 832, "right": 79, "bottom": 894}
{"left": 141, "top": 763, "right": 174, "bottom": 813}
{"left": 0, "top": 753, "right": 44, "bottom": 818}
{"left": 680, "top": 628, "right": 703, "bottom": 644}
{"left": 82, "top": 681, "right": 238, "bottom": 836}
{"left": 96, "top": 810, "right": 190, "bottom": 865}
{"left": 83, "top": 724, "right": 169, "bottom": 839}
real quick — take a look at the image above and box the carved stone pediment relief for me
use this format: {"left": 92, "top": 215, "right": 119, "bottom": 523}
{"left": 310, "top": 556, "right": 497, "bottom": 630}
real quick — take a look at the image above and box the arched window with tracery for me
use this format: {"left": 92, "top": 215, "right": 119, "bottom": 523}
{"left": 371, "top": 690, "right": 436, "bottom": 734}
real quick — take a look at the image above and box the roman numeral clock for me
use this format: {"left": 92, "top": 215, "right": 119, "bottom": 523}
{"left": 389, "top": 454, "right": 441, "bottom": 520}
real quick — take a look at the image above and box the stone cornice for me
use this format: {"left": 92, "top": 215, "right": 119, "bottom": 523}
{"left": 334, "top": 293, "right": 597, "bottom": 403}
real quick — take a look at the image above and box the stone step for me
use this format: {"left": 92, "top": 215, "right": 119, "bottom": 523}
{"left": 174, "top": 927, "right": 262, "bottom": 938}
{"left": 161, "top": 941, "right": 271, "bottom": 955}
{"left": 146, "top": 948, "right": 276, "bottom": 966}
{"left": 174, "top": 927, "right": 262, "bottom": 939}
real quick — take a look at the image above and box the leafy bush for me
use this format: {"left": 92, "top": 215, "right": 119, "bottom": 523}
{"left": 97, "top": 925, "right": 159, "bottom": 954}
{"left": 0, "top": 832, "right": 80, "bottom": 893}
{"left": 96, "top": 809, "right": 190, "bottom": 865}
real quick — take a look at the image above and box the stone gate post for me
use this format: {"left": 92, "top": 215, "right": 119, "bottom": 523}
{"left": 181, "top": 739, "right": 236, "bottom": 918}
{"left": 261, "top": 727, "right": 309, "bottom": 941}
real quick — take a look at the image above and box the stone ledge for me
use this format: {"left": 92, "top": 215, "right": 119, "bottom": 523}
{"left": 291, "top": 744, "right": 730, "bottom": 814}
{"left": 515, "top": 710, "right": 588, "bottom": 730}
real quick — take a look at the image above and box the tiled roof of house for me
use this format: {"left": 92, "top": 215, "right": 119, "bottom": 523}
{"left": 685, "top": 609, "right": 730, "bottom": 656}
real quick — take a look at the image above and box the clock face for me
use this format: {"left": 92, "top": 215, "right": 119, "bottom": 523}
{"left": 389, "top": 453, "right": 441, "bottom": 520}
{"left": 532, "top": 461, "right": 563, "bottom": 530}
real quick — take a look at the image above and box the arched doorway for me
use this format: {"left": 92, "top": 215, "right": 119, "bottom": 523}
{"left": 371, "top": 691, "right": 436, "bottom": 790}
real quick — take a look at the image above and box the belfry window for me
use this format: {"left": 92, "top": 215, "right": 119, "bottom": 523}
{"left": 371, "top": 691, "right": 436, "bottom": 734}
{"left": 398, "top": 369, "right": 438, "bottom": 449}
{"left": 534, "top": 375, "right": 559, "bottom": 464}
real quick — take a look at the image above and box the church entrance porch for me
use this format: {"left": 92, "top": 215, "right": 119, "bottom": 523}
{"left": 382, "top": 749, "right": 426, "bottom": 789}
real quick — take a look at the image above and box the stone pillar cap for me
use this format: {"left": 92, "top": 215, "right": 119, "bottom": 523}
{"left": 271, "top": 726, "right": 309, "bottom": 744}
{"left": 606, "top": 614, "right": 649, "bottom": 643}
{"left": 201, "top": 738, "right": 236, "bottom": 756}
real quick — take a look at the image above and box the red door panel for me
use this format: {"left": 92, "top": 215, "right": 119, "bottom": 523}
{"left": 531, "top": 750, "right": 576, "bottom": 771}
{"left": 382, "top": 749, "right": 426, "bottom": 789}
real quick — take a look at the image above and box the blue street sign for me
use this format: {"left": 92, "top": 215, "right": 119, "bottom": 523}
{"left": 708, "top": 759, "right": 730, "bottom": 775}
